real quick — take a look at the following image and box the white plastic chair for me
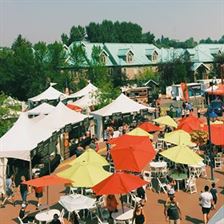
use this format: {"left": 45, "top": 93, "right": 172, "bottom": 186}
{"left": 142, "top": 170, "right": 152, "bottom": 189}
{"left": 59, "top": 209, "right": 65, "bottom": 224}
{"left": 185, "top": 177, "right": 197, "bottom": 194}
{"left": 214, "top": 157, "right": 222, "bottom": 170}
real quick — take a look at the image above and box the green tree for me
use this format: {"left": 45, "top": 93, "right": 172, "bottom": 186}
{"left": 142, "top": 32, "right": 155, "bottom": 43}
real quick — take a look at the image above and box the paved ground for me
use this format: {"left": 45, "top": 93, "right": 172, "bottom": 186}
{"left": 0, "top": 166, "right": 223, "bottom": 224}
{"left": 1, "top": 97, "right": 223, "bottom": 223}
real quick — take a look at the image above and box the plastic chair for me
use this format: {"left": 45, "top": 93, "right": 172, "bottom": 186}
{"left": 185, "top": 177, "right": 197, "bottom": 194}
{"left": 142, "top": 170, "right": 152, "bottom": 189}
{"left": 214, "top": 157, "right": 222, "bottom": 170}
{"left": 59, "top": 209, "right": 65, "bottom": 224}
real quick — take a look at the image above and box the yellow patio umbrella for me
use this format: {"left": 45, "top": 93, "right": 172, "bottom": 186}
{"left": 56, "top": 160, "right": 112, "bottom": 187}
{"left": 153, "top": 115, "right": 177, "bottom": 128}
{"left": 126, "top": 127, "right": 153, "bottom": 139}
{"left": 68, "top": 148, "right": 109, "bottom": 166}
{"left": 159, "top": 145, "right": 203, "bottom": 165}
{"left": 164, "top": 130, "right": 195, "bottom": 146}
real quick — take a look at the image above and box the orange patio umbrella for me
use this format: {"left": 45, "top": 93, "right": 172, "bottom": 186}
{"left": 177, "top": 115, "right": 205, "bottom": 133}
{"left": 24, "top": 175, "right": 71, "bottom": 207}
{"left": 92, "top": 172, "right": 148, "bottom": 195}
{"left": 138, "top": 122, "right": 161, "bottom": 132}
{"left": 108, "top": 135, "right": 148, "bottom": 146}
{"left": 111, "top": 139, "right": 156, "bottom": 172}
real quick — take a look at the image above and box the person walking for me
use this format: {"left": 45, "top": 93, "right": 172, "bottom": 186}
{"left": 132, "top": 203, "right": 145, "bottom": 224}
{"left": 164, "top": 196, "right": 182, "bottom": 224}
{"left": 199, "top": 185, "right": 214, "bottom": 224}
{"left": 1, "top": 174, "right": 15, "bottom": 207}
{"left": 210, "top": 183, "right": 218, "bottom": 209}
{"left": 18, "top": 176, "right": 29, "bottom": 205}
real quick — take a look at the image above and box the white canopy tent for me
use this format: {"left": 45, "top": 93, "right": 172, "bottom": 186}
{"left": 91, "top": 93, "right": 155, "bottom": 139}
{"left": 36, "top": 102, "right": 89, "bottom": 133}
{"left": 28, "top": 86, "right": 66, "bottom": 103}
{"left": 28, "top": 102, "right": 55, "bottom": 116}
{"left": 0, "top": 112, "right": 52, "bottom": 161}
{"left": 208, "top": 205, "right": 224, "bottom": 224}
{"left": 73, "top": 92, "right": 99, "bottom": 108}
{"left": 67, "top": 83, "right": 98, "bottom": 99}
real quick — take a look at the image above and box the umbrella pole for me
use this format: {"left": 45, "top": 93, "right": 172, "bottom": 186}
{"left": 120, "top": 194, "right": 124, "bottom": 213}
{"left": 47, "top": 186, "right": 49, "bottom": 210}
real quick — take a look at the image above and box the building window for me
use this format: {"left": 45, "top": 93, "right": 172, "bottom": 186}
{"left": 126, "top": 51, "right": 133, "bottom": 63}
{"left": 152, "top": 51, "right": 158, "bottom": 62}
{"left": 100, "top": 52, "right": 107, "bottom": 64}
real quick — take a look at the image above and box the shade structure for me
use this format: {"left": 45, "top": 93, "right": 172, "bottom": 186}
{"left": 160, "top": 145, "right": 203, "bottom": 165}
{"left": 66, "top": 103, "right": 82, "bottom": 112}
{"left": 207, "top": 84, "right": 224, "bottom": 96}
{"left": 153, "top": 115, "right": 177, "bottom": 128}
{"left": 164, "top": 130, "right": 194, "bottom": 146}
{"left": 111, "top": 139, "right": 156, "bottom": 172}
{"left": 57, "top": 160, "right": 112, "bottom": 187}
{"left": 126, "top": 127, "right": 153, "bottom": 139}
{"left": 68, "top": 148, "right": 109, "bottom": 166}
{"left": 92, "top": 172, "right": 148, "bottom": 195}
{"left": 108, "top": 135, "right": 148, "bottom": 147}
{"left": 23, "top": 175, "right": 71, "bottom": 187}
{"left": 28, "top": 102, "right": 55, "bottom": 116}
{"left": 177, "top": 115, "right": 205, "bottom": 133}
{"left": 139, "top": 122, "right": 161, "bottom": 132}
{"left": 28, "top": 86, "right": 66, "bottom": 102}
{"left": 209, "top": 124, "right": 224, "bottom": 146}
{"left": 24, "top": 175, "right": 71, "bottom": 207}
{"left": 208, "top": 205, "right": 224, "bottom": 224}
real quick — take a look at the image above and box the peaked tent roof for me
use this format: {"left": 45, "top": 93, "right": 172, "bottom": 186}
{"left": 0, "top": 112, "right": 52, "bottom": 161}
{"left": 28, "top": 86, "right": 66, "bottom": 102}
{"left": 28, "top": 102, "right": 55, "bottom": 116}
{"left": 73, "top": 93, "right": 99, "bottom": 108}
{"left": 68, "top": 83, "right": 98, "bottom": 99}
{"left": 91, "top": 93, "right": 154, "bottom": 117}
{"left": 36, "top": 102, "right": 88, "bottom": 132}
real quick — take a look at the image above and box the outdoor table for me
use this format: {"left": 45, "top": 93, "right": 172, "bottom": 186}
{"left": 35, "top": 209, "right": 60, "bottom": 223}
{"left": 188, "top": 162, "right": 206, "bottom": 178}
{"left": 111, "top": 207, "right": 134, "bottom": 222}
{"left": 59, "top": 194, "right": 96, "bottom": 212}
{"left": 150, "top": 161, "right": 167, "bottom": 177}
{"left": 170, "top": 172, "right": 188, "bottom": 191}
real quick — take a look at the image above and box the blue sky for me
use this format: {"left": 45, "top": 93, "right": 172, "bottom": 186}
{"left": 0, "top": 0, "right": 224, "bottom": 47}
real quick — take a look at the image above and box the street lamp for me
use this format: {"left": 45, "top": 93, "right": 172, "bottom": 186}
{"left": 206, "top": 108, "right": 218, "bottom": 181}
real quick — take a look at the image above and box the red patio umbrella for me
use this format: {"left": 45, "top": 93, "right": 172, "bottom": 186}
{"left": 203, "top": 124, "right": 224, "bottom": 146}
{"left": 92, "top": 172, "right": 148, "bottom": 195}
{"left": 138, "top": 122, "right": 161, "bottom": 132}
{"left": 207, "top": 84, "right": 224, "bottom": 96}
{"left": 108, "top": 135, "right": 148, "bottom": 146}
{"left": 24, "top": 175, "right": 71, "bottom": 207}
{"left": 111, "top": 139, "right": 156, "bottom": 172}
{"left": 66, "top": 103, "right": 82, "bottom": 112}
{"left": 177, "top": 115, "right": 205, "bottom": 133}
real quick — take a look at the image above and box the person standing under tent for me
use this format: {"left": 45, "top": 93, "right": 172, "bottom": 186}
{"left": 18, "top": 176, "right": 29, "bottom": 205}
{"left": 210, "top": 183, "right": 218, "bottom": 209}
{"left": 0, "top": 174, "right": 15, "bottom": 207}
{"left": 132, "top": 203, "right": 145, "bottom": 224}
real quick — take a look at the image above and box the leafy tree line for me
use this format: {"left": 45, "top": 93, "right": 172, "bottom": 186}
{"left": 61, "top": 20, "right": 224, "bottom": 48}
{"left": 0, "top": 35, "right": 120, "bottom": 104}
